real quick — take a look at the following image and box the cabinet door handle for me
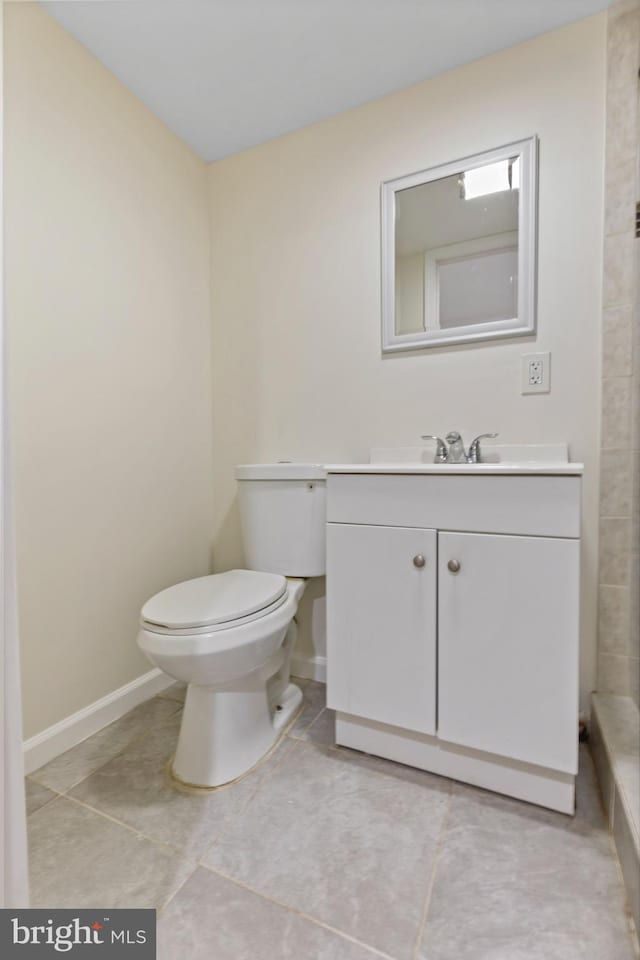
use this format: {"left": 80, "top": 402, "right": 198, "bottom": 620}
{"left": 447, "top": 559, "right": 461, "bottom": 573}
{"left": 413, "top": 554, "right": 426, "bottom": 568}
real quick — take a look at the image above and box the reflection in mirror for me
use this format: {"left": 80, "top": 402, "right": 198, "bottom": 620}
{"left": 382, "top": 138, "right": 537, "bottom": 352}
{"left": 395, "top": 158, "right": 519, "bottom": 334}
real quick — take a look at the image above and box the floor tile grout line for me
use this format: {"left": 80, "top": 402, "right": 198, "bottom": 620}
{"left": 411, "top": 781, "right": 454, "bottom": 960}
{"left": 26, "top": 775, "right": 65, "bottom": 797}
{"left": 196, "top": 861, "right": 399, "bottom": 960}
{"left": 297, "top": 705, "right": 328, "bottom": 740}
{"left": 57, "top": 792, "right": 201, "bottom": 865}
{"left": 25, "top": 789, "right": 65, "bottom": 818}
{"left": 286, "top": 685, "right": 326, "bottom": 737}
{"left": 286, "top": 712, "right": 323, "bottom": 739}
{"left": 156, "top": 862, "right": 201, "bottom": 916}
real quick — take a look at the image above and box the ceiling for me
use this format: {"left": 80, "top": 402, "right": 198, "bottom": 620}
{"left": 43, "top": 0, "right": 610, "bottom": 163}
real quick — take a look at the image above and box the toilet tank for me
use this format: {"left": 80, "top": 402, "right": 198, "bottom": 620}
{"left": 235, "top": 463, "right": 326, "bottom": 577}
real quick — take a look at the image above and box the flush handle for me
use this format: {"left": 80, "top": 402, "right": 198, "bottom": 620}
{"left": 413, "top": 554, "right": 426, "bottom": 568}
{"left": 447, "top": 559, "right": 461, "bottom": 574}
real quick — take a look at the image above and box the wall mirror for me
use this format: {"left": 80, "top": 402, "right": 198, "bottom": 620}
{"left": 381, "top": 137, "right": 538, "bottom": 352}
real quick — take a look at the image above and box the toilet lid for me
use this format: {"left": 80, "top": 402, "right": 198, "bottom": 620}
{"left": 141, "top": 570, "right": 287, "bottom": 630}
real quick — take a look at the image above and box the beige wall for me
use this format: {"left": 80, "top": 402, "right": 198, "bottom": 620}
{"left": 208, "top": 15, "right": 607, "bottom": 711}
{"left": 4, "top": 3, "right": 214, "bottom": 738}
{"left": 597, "top": 0, "right": 640, "bottom": 707}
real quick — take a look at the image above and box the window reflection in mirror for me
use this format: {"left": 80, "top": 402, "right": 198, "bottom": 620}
{"left": 394, "top": 157, "right": 520, "bottom": 336}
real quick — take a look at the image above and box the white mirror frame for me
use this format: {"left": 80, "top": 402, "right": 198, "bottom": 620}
{"left": 381, "top": 136, "right": 538, "bottom": 353}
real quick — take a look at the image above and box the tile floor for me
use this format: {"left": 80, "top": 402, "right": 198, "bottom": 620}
{"left": 26, "top": 680, "right": 639, "bottom": 960}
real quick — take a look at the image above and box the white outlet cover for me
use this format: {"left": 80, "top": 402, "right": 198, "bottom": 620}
{"left": 522, "top": 352, "right": 551, "bottom": 394}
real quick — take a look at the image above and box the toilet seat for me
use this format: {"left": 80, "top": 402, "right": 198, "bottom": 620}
{"left": 141, "top": 590, "right": 289, "bottom": 637}
{"left": 141, "top": 569, "right": 287, "bottom": 632}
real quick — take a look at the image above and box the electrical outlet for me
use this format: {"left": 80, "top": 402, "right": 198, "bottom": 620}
{"left": 522, "top": 352, "right": 550, "bottom": 394}
{"left": 529, "top": 360, "right": 543, "bottom": 385}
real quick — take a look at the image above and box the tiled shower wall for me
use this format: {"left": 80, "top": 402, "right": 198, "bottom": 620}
{"left": 598, "top": 0, "right": 640, "bottom": 707}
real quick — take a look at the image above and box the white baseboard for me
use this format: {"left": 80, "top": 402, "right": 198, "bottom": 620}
{"left": 23, "top": 668, "right": 173, "bottom": 774}
{"left": 291, "top": 654, "right": 327, "bottom": 684}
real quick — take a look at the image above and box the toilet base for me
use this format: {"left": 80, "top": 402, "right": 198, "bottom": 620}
{"left": 171, "top": 677, "right": 303, "bottom": 788}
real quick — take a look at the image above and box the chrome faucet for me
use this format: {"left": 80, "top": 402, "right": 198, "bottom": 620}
{"left": 420, "top": 435, "right": 448, "bottom": 463}
{"left": 445, "top": 431, "right": 466, "bottom": 463}
{"left": 422, "top": 432, "right": 498, "bottom": 464}
{"left": 466, "top": 433, "right": 499, "bottom": 463}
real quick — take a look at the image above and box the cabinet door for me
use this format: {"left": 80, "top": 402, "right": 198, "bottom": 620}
{"left": 327, "top": 523, "right": 437, "bottom": 734}
{"left": 438, "top": 531, "right": 579, "bottom": 773}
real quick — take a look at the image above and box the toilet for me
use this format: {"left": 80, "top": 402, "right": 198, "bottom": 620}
{"left": 137, "top": 463, "right": 326, "bottom": 788}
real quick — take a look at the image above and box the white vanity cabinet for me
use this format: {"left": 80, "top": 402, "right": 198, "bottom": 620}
{"left": 327, "top": 523, "right": 437, "bottom": 735}
{"left": 437, "top": 531, "right": 579, "bottom": 773}
{"left": 326, "top": 466, "right": 582, "bottom": 813}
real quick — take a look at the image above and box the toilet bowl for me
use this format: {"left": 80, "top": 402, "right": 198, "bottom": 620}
{"left": 137, "top": 463, "right": 326, "bottom": 787}
{"left": 138, "top": 571, "right": 306, "bottom": 787}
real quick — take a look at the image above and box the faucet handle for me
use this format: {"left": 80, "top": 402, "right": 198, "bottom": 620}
{"left": 421, "top": 435, "right": 448, "bottom": 464}
{"left": 467, "top": 433, "right": 499, "bottom": 464}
